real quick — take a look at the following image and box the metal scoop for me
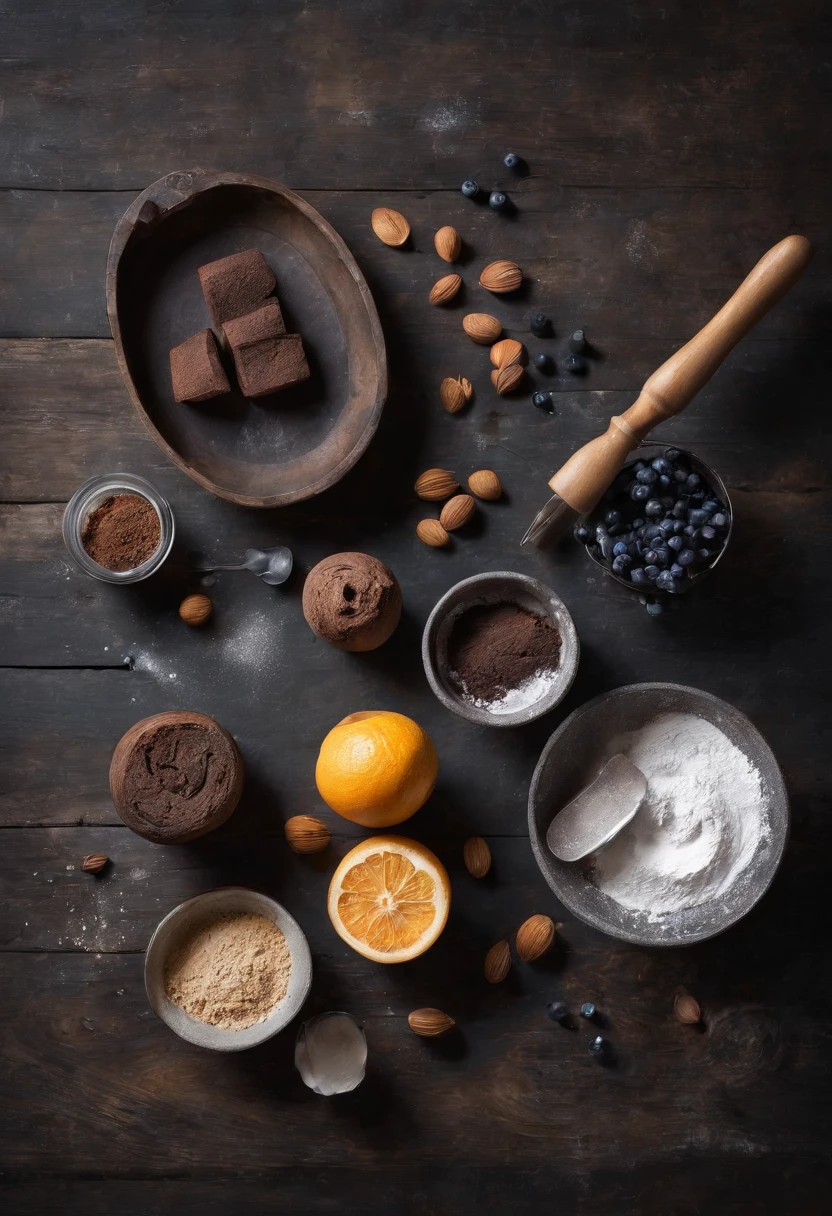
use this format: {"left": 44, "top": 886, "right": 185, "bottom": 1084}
{"left": 195, "top": 545, "right": 293, "bottom": 586}
{"left": 546, "top": 754, "right": 647, "bottom": 863}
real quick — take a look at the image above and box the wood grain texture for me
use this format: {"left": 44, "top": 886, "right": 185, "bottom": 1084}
{"left": 2, "top": 0, "right": 832, "bottom": 1209}
{"left": 0, "top": 0, "right": 828, "bottom": 192}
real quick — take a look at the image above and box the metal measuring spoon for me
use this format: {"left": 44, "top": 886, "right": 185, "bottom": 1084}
{"left": 547, "top": 754, "right": 647, "bottom": 863}
{"left": 195, "top": 545, "right": 293, "bottom": 586}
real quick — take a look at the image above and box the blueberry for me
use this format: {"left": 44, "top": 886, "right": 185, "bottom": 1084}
{"left": 563, "top": 354, "right": 586, "bottom": 374}
{"left": 630, "top": 567, "right": 647, "bottom": 585}
{"left": 630, "top": 483, "right": 650, "bottom": 502}
{"left": 612, "top": 555, "right": 632, "bottom": 575}
{"left": 688, "top": 508, "right": 709, "bottom": 526}
{"left": 678, "top": 549, "right": 696, "bottom": 566}
{"left": 699, "top": 525, "right": 716, "bottom": 541}
{"left": 670, "top": 562, "right": 685, "bottom": 578}
{"left": 631, "top": 517, "right": 645, "bottom": 530}
{"left": 683, "top": 525, "right": 696, "bottom": 536}
{"left": 588, "top": 1035, "right": 607, "bottom": 1056}
{"left": 643, "top": 524, "right": 662, "bottom": 540}
{"left": 612, "top": 541, "right": 629, "bottom": 556}
{"left": 530, "top": 312, "right": 552, "bottom": 337}
{"left": 646, "top": 600, "right": 665, "bottom": 616}
{"left": 574, "top": 524, "right": 592, "bottom": 543}
{"left": 653, "top": 547, "right": 670, "bottom": 567}
{"left": 672, "top": 520, "right": 685, "bottom": 534}
{"left": 569, "top": 330, "right": 587, "bottom": 353}
{"left": 633, "top": 460, "right": 647, "bottom": 472}
{"left": 658, "top": 474, "right": 672, "bottom": 490}
{"left": 645, "top": 499, "right": 663, "bottom": 517}
{"left": 489, "top": 190, "right": 510, "bottom": 211}
{"left": 665, "top": 447, "right": 681, "bottom": 462}
{"left": 643, "top": 548, "right": 658, "bottom": 564}
{"left": 644, "top": 565, "right": 659, "bottom": 580}
{"left": 461, "top": 179, "right": 480, "bottom": 199}
{"left": 503, "top": 151, "right": 522, "bottom": 170}
{"left": 651, "top": 457, "right": 672, "bottom": 475}
{"left": 546, "top": 1000, "right": 569, "bottom": 1024}
{"left": 636, "top": 467, "right": 658, "bottom": 484}
{"left": 658, "top": 519, "right": 676, "bottom": 539}
{"left": 531, "top": 390, "right": 555, "bottom": 414}
{"left": 674, "top": 468, "right": 688, "bottom": 483}
{"left": 684, "top": 473, "right": 701, "bottom": 491}
{"left": 580, "top": 1002, "right": 596, "bottom": 1020}
{"left": 701, "top": 500, "right": 719, "bottom": 515}
{"left": 667, "top": 534, "right": 683, "bottom": 551}
{"left": 533, "top": 352, "right": 554, "bottom": 373}
{"left": 711, "top": 512, "right": 728, "bottom": 529}
{"left": 605, "top": 508, "right": 621, "bottom": 527}
{"left": 656, "top": 570, "right": 679, "bottom": 593}
{"left": 698, "top": 548, "right": 712, "bottom": 559}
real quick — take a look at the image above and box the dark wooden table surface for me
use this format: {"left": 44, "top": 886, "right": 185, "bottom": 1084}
{"left": 2, "top": 3, "right": 830, "bottom": 1212}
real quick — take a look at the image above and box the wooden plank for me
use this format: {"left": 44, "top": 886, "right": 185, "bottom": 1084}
{"left": 0, "top": 0, "right": 827, "bottom": 192}
{"left": 0, "top": 945, "right": 828, "bottom": 1174}
{"left": 0, "top": 186, "right": 826, "bottom": 340}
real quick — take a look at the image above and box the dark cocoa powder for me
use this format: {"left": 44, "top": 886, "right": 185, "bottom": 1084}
{"left": 81, "top": 494, "right": 161, "bottom": 571}
{"left": 448, "top": 601, "right": 561, "bottom": 701}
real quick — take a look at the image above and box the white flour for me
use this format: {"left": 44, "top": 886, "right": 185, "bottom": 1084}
{"left": 459, "top": 669, "right": 556, "bottom": 715}
{"left": 592, "top": 712, "right": 769, "bottom": 919}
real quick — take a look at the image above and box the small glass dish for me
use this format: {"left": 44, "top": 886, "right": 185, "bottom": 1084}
{"left": 62, "top": 473, "right": 174, "bottom": 583}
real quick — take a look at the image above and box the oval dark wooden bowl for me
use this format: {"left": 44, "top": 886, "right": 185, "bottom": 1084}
{"left": 107, "top": 171, "right": 387, "bottom": 507}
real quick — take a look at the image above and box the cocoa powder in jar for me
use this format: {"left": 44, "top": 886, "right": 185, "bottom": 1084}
{"left": 81, "top": 493, "right": 161, "bottom": 571}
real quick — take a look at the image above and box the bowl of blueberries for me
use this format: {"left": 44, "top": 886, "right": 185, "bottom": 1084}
{"left": 574, "top": 445, "right": 732, "bottom": 604}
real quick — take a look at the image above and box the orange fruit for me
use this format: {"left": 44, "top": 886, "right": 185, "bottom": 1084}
{"left": 315, "top": 710, "right": 438, "bottom": 828}
{"left": 327, "top": 836, "right": 450, "bottom": 963}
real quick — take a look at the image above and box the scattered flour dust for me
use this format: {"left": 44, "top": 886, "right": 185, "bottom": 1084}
{"left": 592, "top": 712, "right": 770, "bottom": 920}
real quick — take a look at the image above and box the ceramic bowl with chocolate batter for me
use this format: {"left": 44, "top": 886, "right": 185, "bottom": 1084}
{"left": 422, "top": 572, "right": 580, "bottom": 728}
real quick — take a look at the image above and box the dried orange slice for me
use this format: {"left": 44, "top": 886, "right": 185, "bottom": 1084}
{"left": 327, "top": 836, "right": 450, "bottom": 963}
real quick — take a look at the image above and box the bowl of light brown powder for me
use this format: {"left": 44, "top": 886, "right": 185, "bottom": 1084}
{"left": 145, "top": 887, "right": 312, "bottom": 1050}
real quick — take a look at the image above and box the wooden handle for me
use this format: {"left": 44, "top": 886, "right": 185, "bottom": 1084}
{"left": 549, "top": 235, "right": 813, "bottom": 513}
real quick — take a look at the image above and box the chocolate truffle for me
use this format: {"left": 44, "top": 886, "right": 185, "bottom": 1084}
{"left": 169, "top": 329, "right": 230, "bottom": 403}
{"left": 109, "top": 711, "right": 244, "bottom": 844}
{"left": 198, "top": 249, "right": 276, "bottom": 328}
{"left": 224, "top": 299, "right": 310, "bottom": 397}
{"left": 302, "top": 552, "right": 402, "bottom": 652}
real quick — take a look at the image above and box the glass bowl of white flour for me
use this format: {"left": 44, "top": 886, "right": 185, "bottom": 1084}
{"left": 528, "top": 683, "right": 789, "bottom": 946}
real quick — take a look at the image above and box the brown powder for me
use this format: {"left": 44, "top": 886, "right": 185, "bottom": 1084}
{"left": 164, "top": 912, "right": 292, "bottom": 1030}
{"left": 81, "top": 494, "right": 161, "bottom": 571}
{"left": 447, "top": 601, "right": 562, "bottom": 702}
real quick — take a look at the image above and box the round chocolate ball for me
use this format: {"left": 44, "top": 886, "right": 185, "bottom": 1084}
{"left": 302, "top": 552, "right": 402, "bottom": 652}
{"left": 109, "top": 711, "right": 244, "bottom": 844}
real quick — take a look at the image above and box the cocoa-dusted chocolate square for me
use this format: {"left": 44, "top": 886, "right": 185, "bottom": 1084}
{"left": 169, "top": 329, "right": 231, "bottom": 403}
{"left": 197, "top": 249, "right": 276, "bottom": 327}
{"left": 222, "top": 299, "right": 286, "bottom": 347}
{"left": 229, "top": 332, "right": 310, "bottom": 398}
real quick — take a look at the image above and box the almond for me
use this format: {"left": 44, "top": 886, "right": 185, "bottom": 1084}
{"left": 408, "top": 1007, "right": 455, "bottom": 1037}
{"left": 515, "top": 913, "right": 555, "bottom": 962}
{"left": 491, "top": 364, "right": 524, "bottom": 395}
{"left": 459, "top": 376, "right": 474, "bottom": 402}
{"left": 179, "top": 593, "right": 213, "bottom": 626}
{"left": 440, "top": 494, "right": 476, "bottom": 531}
{"left": 484, "top": 940, "right": 510, "bottom": 984}
{"left": 81, "top": 853, "right": 109, "bottom": 874}
{"left": 434, "top": 226, "right": 462, "bottom": 263}
{"left": 414, "top": 469, "right": 459, "bottom": 501}
{"left": 371, "top": 206, "right": 410, "bottom": 246}
{"left": 463, "top": 836, "right": 491, "bottom": 878}
{"left": 462, "top": 313, "right": 502, "bottom": 344}
{"left": 429, "top": 273, "right": 462, "bottom": 306}
{"left": 479, "top": 259, "right": 522, "bottom": 293}
{"left": 674, "top": 993, "right": 702, "bottom": 1024}
{"left": 440, "top": 376, "right": 467, "bottom": 413}
{"left": 416, "top": 519, "right": 450, "bottom": 548}
{"left": 468, "top": 470, "right": 502, "bottom": 501}
{"left": 489, "top": 338, "right": 524, "bottom": 369}
{"left": 285, "top": 814, "right": 330, "bottom": 854}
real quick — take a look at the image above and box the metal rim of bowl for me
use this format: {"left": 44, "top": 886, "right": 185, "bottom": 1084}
{"left": 422, "top": 571, "right": 580, "bottom": 728}
{"left": 144, "top": 886, "right": 313, "bottom": 1051}
{"left": 527, "top": 681, "right": 790, "bottom": 947}
{"left": 584, "top": 445, "right": 734, "bottom": 596}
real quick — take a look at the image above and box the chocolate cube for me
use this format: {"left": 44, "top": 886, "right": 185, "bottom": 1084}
{"left": 169, "top": 329, "right": 230, "bottom": 403}
{"left": 224, "top": 302, "right": 310, "bottom": 397}
{"left": 198, "top": 249, "right": 276, "bottom": 327}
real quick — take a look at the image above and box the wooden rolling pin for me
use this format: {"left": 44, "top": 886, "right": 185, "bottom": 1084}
{"left": 522, "top": 235, "right": 813, "bottom": 547}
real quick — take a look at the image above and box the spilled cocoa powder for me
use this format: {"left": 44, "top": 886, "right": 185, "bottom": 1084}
{"left": 448, "top": 601, "right": 561, "bottom": 702}
{"left": 81, "top": 493, "right": 160, "bottom": 571}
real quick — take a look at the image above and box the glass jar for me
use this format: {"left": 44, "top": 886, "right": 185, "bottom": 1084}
{"left": 62, "top": 473, "right": 175, "bottom": 583}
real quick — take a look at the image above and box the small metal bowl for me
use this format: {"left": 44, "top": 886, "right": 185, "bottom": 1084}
{"left": 145, "top": 887, "right": 312, "bottom": 1051}
{"left": 422, "top": 572, "right": 580, "bottom": 728}
{"left": 528, "top": 683, "right": 789, "bottom": 947}
{"left": 584, "top": 445, "right": 733, "bottom": 596}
